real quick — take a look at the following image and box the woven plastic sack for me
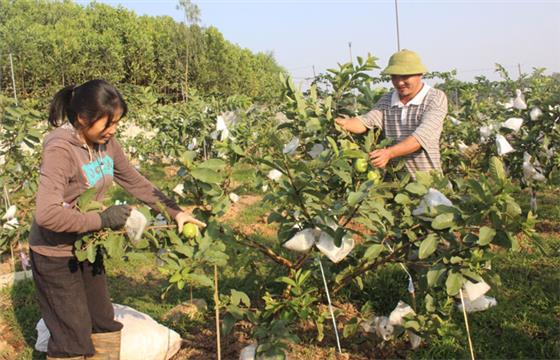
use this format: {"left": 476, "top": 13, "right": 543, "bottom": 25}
{"left": 35, "top": 304, "right": 182, "bottom": 360}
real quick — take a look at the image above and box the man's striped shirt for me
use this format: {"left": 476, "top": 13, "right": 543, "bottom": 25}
{"left": 357, "top": 84, "right": 448, "bottom": 177}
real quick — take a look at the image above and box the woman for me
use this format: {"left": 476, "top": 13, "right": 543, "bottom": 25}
{"left": 29, "top": 79, "right": 203, "bottom": 359}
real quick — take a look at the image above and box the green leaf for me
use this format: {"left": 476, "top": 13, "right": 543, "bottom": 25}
{"left": 395, "top": 193, "right": 411, "bottom": 205}
{"left": 419, "top": 234, "right": 439, "bottom": 259}
{"left": 221, "top": 314, "right": 236, "bottom": 336}
{"left": 342, "top": 149, "right": 366, "bottom": 159}
{"left": 86, "top": 245, "right": 96, "bottom": 263}
{"left": 184, "top": 273, "right": 213, "bottom": 288}
{"left": 77, "top": 187, "right": 97, "bottom": 212}
{"left": 198, "top": 159, "right": 226, "bottom": 171}
{"left": 276, "top": 276, "right": 297, "bottom": 287}
{"left": 166, "top": 230, "right": 183, "bottom": 246}
{"left": 190, "top": 167, "right": 224, "bottom": 184}
{"left": 425, "top": 294, "right": 435, "bottom": 312}
{"left": 404, "top": 320, "right": 420, "bottom": 331}
{"left": 102, "top": 235, "right": 124, "bottom": 259}
{"left": 175, "top": 244, "right": 194, "bottom": 258}
{"left": 363, "top": 244, "right": 384, "bottom": 261}
{"left": 231, "top": 289, "right": 251, "bottom": 307}
{"left": 432, "top": 213, "right": 455, "bottom": 230}
{"left": 489, "top": 156, "right": 506, "bottom": 182}
{"left": 343, "top": 318, "right": 359, "bottom": 338}
{"left": 446, "top": 271, "right": 464, "bottom": 296}
{"left": 326, "top": 136, "right": 339, "bottom": 157}
{"left": 478, "top": 226, "right": 496, "bottom": 246}
{"left": 427, "top": 267, "right": 446, "bottom": 288}
{"left": 348, "top": 191, "right": 366, "bottom": 206}
{"left": 230, "top": 143, "right": 245, "bottom": 156}
{"left": 405, "top": 182, "right": 428, "bottom": 195}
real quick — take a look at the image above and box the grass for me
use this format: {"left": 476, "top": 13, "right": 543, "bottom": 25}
{"left": 1, "top": 187, "right": 559, "bottom": 359}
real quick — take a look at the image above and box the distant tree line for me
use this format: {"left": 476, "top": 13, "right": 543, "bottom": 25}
{"left": 0, "top": 0, "right": 286, "bottom": 101}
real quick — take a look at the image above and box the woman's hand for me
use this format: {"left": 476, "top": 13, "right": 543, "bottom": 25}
{"left": 175, "top": 211, "right": 206, "bottom": 233}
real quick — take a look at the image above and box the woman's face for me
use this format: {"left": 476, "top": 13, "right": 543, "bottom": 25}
{"left": 78, "top": 109, "right": 123, "bottom": 146}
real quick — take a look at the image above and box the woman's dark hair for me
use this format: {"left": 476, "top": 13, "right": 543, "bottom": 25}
{"left": 48, "top": 79, "right": 128, "bottom": 129}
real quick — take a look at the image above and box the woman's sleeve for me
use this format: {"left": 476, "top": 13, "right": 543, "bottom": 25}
{"left": 111, "top": 139, "right": 182, "bottom": 218}
{"left": 35, "top": 143, "right": 102, "bottom": 233}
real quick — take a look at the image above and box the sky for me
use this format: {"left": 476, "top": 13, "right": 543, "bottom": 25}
{"left": 79, "top": 0, "right": 560, "bottom": 86}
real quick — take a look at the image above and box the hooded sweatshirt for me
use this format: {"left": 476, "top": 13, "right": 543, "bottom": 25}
{"left": 29, "top": 123, "right": 181, "bottom": 257}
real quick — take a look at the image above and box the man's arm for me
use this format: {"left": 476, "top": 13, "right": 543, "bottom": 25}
{"left": 334, "top": 117, "right": 368, "bottom": 134}
{"left": 369, "top": 136, "right": 421, "bottom": 168}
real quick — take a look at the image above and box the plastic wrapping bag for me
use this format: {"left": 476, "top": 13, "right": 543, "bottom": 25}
{"left": 283, "top": 228, "right": 317, "bottom": 253}
{"left": 125, "top": 209, "right": 148, "bottom": 244}
{"left": 462, "top": 280, "right": 491, "bottom": 301}
{"left": 412, "top": 188, "right": 453, "bottom": 220}
{"left": 530, "top": 107, "right": 543, "bottom": 121}
{"left": 496, "top": 134, "right": 514, "bottom": 156}
{"left": 316, "top": 232, "right": 354, "bottom": 263}
{"left": 513, "top": 89, "right": 527, "bottom": 110}
{"left": 458, "top": 295, "right": 497, "bottom": 313}
{"left": 501, "top": 117, "right": 523, "bottom": 132}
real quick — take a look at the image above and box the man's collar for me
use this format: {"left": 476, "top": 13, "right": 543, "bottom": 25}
{"left": 391, "top": 83, "right": 431, "bottom": 107}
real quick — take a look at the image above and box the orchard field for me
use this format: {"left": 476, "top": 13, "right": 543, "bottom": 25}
{"left": 1, "top": 2, "right": 560, "bottom": 360}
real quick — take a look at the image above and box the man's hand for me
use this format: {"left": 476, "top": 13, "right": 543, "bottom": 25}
{"left": 99, "top": 205, "right": 132, "bottom": 230}
{"left": 175, "top": 211, "right": 206, "bottom": 233}
{"left": 334, "top": 117, "right": 368, "bottom": 134}
{"left": 369, "top": 148, "right": 394, "bottom": 169}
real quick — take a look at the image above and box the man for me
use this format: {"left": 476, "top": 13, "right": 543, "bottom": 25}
{"left": 335, "top": 49, "right": 447, "bottom": 177}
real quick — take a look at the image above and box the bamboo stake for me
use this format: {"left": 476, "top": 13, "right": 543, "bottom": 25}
{"left": 459, "top": 289, "right": 476, "bottom": 360}
{"left": 214, "top": 265, "right": 221, "bottom": 360}
{"left": 9, "top": 53, "right": 17, "bottom": 106}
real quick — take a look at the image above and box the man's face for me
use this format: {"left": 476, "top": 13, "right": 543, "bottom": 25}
{"left": 391, "top": 74, "right": 423, "bottom": 99}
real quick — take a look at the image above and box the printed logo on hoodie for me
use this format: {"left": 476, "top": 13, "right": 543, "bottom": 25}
{"left": 82, "top": 155, "right": 114, "bottom": 186}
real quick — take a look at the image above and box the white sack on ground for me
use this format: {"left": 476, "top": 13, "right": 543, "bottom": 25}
{"left": 35, "top": 304, "right": 182, "bottom": 360}
{"left": 316, "top": 232, "right": 354, "bottom": 263}
{"left": 229, "top": 193, "right": 240, "bottom": 203}
{"left": 458, "top": 295, "right": 497, "bottom": 313}
{"left": 407, "top": 330, "right": 422, "bottom": 349}
{"left": 361, "top": 316, "right": 394, "bottom": 341}
{"left": 389, "top": 301, "right": 415, "bottom": 326}
{"left": 125, "top": 209, "right": 148, "bottom": 244}
{"left": 283, "top": 228, "right": 317, "bottom": 253}
{"left": 501, "top": 117, "right": 524, "bottom": 132}
{"left": 239, "top": 343, "right": 257, "bottom": 360}
{"left": 496, "top": 134, "right": 515, "bottom": 156}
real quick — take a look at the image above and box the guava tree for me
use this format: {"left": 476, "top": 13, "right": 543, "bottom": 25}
{"left": 220, "top": 57, "right": 538, "bottom": 358}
